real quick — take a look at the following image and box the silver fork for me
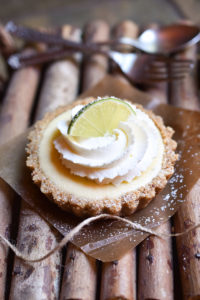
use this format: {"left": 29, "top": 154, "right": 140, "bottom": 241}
{"left": 109, "top": 51, "right": 194, "bottom": 84}
{"left": 8, "top": 46, "right": 194, "bottom": 84}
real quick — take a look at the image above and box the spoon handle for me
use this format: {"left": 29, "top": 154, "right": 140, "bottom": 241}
{"left": 6, "top": 21, "right": 107, "bottom": 54}
{"left": 6, "top": 21, "right": 144, "bottom": 56}
{"left": 119, "top": 36, "right": 144, "bottom": 51}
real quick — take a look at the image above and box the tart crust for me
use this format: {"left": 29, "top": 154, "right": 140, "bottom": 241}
{"left": 26, "top": 97, "right": 178, "bottom": 217}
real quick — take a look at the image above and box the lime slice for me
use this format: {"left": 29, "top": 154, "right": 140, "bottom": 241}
{"left": 68, "top": 97, "right": 135, "bottom": 137}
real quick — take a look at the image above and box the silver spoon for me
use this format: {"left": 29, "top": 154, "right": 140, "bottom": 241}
{"left": 6, "top": 21, "right": 200, "bottom": 56}
{"left": 119, "top": 23, "right": 200, "bottom": 54}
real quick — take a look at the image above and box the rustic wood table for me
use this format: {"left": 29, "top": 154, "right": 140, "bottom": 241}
{"left": 0, "top": 4, "right": 200, "bottom": 299}
{"left": 0, "top": 0, "right": 200, "bottom": 28}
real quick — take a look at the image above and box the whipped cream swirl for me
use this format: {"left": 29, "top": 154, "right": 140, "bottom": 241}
{"left": 54, "top": 103, "right": 161, "bottom": 185}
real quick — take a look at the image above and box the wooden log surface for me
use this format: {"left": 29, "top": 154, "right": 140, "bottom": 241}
{"left": 9, "top": 202, "right": 61, "bottom": 300}
{"left": 169, "top": 45, "right": 200, "bottom": 300}
{"left": 60, "top": 243, "right": 97, "bottom": 300}
{"left": 35, "top": 25, "right": 81, "bottom": 120}
{"left": 0, "top": 61, "right": 40, "bottom": 299}
{"left": 137, "top": 24, "right": 174, "bottom": 300}
{"left": 60, "top": 19, "right": 109, "bottom": 300}
{"left": 100, "top": 20, "right": 138, "bottom": 300}
{"left": 138, "top": 222, "right": 174, "bottom": 300}
{"left": 82, "top": 19, "right": 110, "bottom": 91}
{"left": 0, "top": 24, "right": 15, "bottom": 56}
{"left": 0, "top": 57, "right": 40, "bottom": 143}
{"left": 101, "top": 251, "right": 135, "bottom": 300}
{"left": 9, "top": 25, "right": 81, "bottom": 300}
{"left": 0, "top": 19, "right": 199, "bottom": 300}
{"left": 138, "top": 122, "right": 174, "bottom": 299}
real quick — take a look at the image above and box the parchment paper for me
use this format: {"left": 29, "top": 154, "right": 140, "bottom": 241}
{"left": 0, "top": 75, "right": 199, "bottom": 261}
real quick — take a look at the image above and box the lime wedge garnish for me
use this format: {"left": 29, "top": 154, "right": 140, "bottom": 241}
{"left": 68, "top": 97, "right": 135, "bottom": 137}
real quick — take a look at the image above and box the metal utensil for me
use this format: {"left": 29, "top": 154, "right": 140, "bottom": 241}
{"left": 6, "top": 22, "right": 200, "bottom": 55}
{"left": 119, "top": 23, "right": 200, "bottom": 54}
{"left": 6, "top": 21, "right": 195, "bottom": 83}
{"left": 8, "top": 46, "right": 194, "bottom": 83}
{"left": 109, "top": 51, "right": 194, "bottom": 83}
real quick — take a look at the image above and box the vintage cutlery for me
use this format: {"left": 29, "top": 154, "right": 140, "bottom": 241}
{"left": 6, "top": 21, "right": 200, "bottom": 55}
{"left": 8, "top": 46, "right": 194, "bottom": 84}
{"left": 119, "top": 23, "right": 200, "bottom": 54}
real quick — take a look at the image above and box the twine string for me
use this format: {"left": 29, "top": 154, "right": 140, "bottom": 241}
{"left": 0, "top": 213, "right": 199, "bottom": 263}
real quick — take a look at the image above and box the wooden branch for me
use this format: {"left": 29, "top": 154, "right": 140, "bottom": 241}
{"left": 82, "top": 20, "right": 110, "bottom": 91}
{"left": 60, "top": 20, "right": 110, "bottom": 300}
{"left": 111, "top": 20, "right": 139, "bottom": 85}
{"left": 0, "top": 180, "right": 14, "bottom": 299}
{"left": 138, "top": 222, "right": 174, "bottom": 300}
{"left": 100, "top": 250, "right": 135, "bottom": 300}
{"left": 113, "top": 20, "right": 139, "bottom": 41}
{"left": 138, "top": 49, "right": 174, "bottom": 299}
{"left": 0, "top": 60, "right": 40, "bottom": 143}
{"left": 9, "top": 202, "right": 61, "bottom": 300}
{"left": 169, "top": 45, "right": 200, "bottom": 299}
{"left": 35, "top": 25, "right": 81, "bottom": 120}
{"left": 100, "top": 20, "right": 139, "bottom": 300}
{"left": 0, "top": 24, "right": 15, "bottom": 56}
{"left": 9, "top": 25, "right": 81, "bottom": 300}
{"left": 60, "top": 243, "right": 97, "bottom": 300}
{"left": 0, "top": 55, "right": 40, "bottom": 299}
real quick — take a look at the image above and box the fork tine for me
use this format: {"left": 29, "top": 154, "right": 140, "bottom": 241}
{"left": 147, "top": 60, "right": 194, "bottom": 78}
{"left": 145, "top": 67, "right": 189, "bottom": 77}
{"left": 146, "top": 72, "right": 186, "bottom": 79}
{"left": 146, "top": 64, "right": 167, "bottom": 72}
{"left": 149, "top": 61, "right": 167, "bottom": 67}
{"left": 145, "top": 76, "right": 186, "bottom": 83}
{"left": 146, "top": 69, "right": 193, "bottom": 80}
{"left": 167, "top": 58, "right": 194, "bottom": 64}
{"left": 150, "top": 60, "right": 194, "bottom": 69}
{"left": 146, "top": 68, "right": 168, "bottom": 74}
{"left": 146, "top": 65, "right": 192, "bottom": 75}
{"left": 170, "top": 64, "right": 194, "bottom": 71}
{"left": 170, "top": 60, "right": 194, "bottom": 66}
{"left": 152, "top": 57, "right": 194, "bottom": 64}
{"left": 169, "top": 67, "right": 193, "bottom": 74}
{"left": 147, "top": 62, "right": 193, "bottom": 70}
{"left": 145, "top": 72, "right": 187, "bottom": 81}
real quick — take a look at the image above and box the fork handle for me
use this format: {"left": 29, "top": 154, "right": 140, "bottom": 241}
{"left": 8, "top": 45, "right": 110, "bottom": 69}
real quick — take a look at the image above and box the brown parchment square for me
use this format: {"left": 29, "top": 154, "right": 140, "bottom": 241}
{"left": 0, "top": 75, "right": 199, "bottom": 261}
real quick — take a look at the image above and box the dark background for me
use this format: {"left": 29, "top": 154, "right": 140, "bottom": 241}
{"left": 0, "top": 0, "right": 199, "bottom": 28}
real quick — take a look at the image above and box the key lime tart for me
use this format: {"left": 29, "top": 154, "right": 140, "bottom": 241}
{"left": 26, "top": 97, "right": 178, "bottom": 217}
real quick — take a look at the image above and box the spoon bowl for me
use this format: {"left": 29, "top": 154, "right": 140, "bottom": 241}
{"left": 120, "top": 23, "right": 200, "bottom": 54}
